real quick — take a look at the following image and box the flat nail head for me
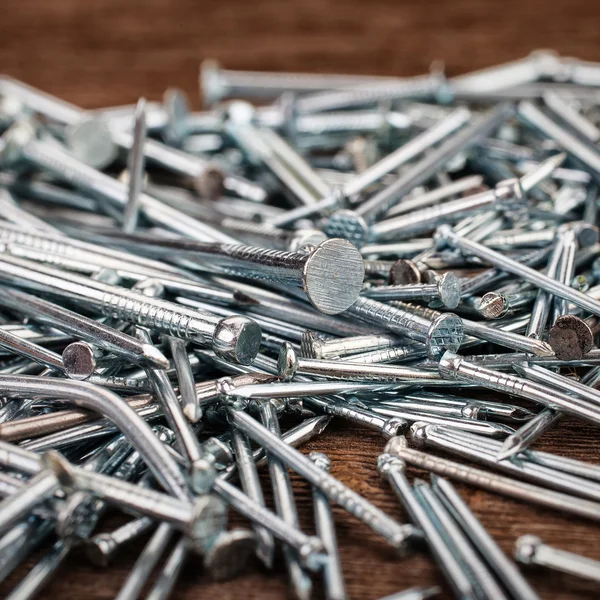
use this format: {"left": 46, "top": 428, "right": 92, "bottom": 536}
{"left": 377, "top": 452, "right": 405, "bottom": 476}
{"left": 203, "top": 529, "right": 258, "bottom": 581}
{"left": 548, "top": 315, "right": 594, "bottom": 360}
{"left": 514, "top": 534, "right": 543, "bottom": 564}
{"left": 438, "top": 272, "right": 461, "bottom": 309}
{"left": 303, "top": 238, "right": 365, "bottom": 315}
{"left": 382, "top": 417, "right": 409, "bottom": 439}
{"left": 186, "top": 495, "right": 228, "bottom": 554}
{"left": 85, "top": 534, "right": 117, "bottom": 567}
{"left": 426, "top": 313, "right": 464, "bottom": 358}
{"left": 277, "top": 341, "right": 299, "bottom": 380}
{"left": 65, "top": 118, "right": 118, "bottom": 170}
{"left": 193, "top": 163, "right": 226, "bottom": 199}
{"left": 478, "top": 292, "right": 509, "bottom": 319}
{"left": 389, "top": 259, "right": 421, "bottom": 285}
{"left": 212, "top": 315, "right": 262, "bottom": 365}
{"left": 62, "top": 341, "right": 97, "bottom": 380}
{"left": 309, "top": 451, "right": 331, "bottom": 472}
{"left": 323, "top": 209, "right": 369, "bottom": 249}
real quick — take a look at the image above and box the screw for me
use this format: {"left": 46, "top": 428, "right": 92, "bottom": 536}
{"left": 432, "top": 476, "right": 541, "bottom": 600}
{"left": 228, "top": 406, "right": 422, "bottom": 554}
{"left": 0, "top": 253, "right": 261, "bottom": 364}
{"left": 515, "top": 535, "right": 600, "bottom": 583}
{"left": 497, "top": 408, "right": 562, "bottom": 460}
{"left": 362, "top": 272, "right": 461, "bottom": 309}
{"left": 97, "top": 233, "right": 365, "bottom": 315}
{"left": 377, "top": 449, "right": 474, "bottom": 599}
{"left": 347, "top": 296, "right": 463, "bottom": 359}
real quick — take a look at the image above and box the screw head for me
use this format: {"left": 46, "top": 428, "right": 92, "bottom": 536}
{"left": 302, "top": 238, "right": 365, "bottom": 315}
{"left": 212, "top": 315, "right": 262, "bottom": 365}
{"left": 62, "top": 341, "right": 96, "bottom": 381}
{"left": 323, "top": 209, "right": 368, "bottom": 249}
{"left": 203, "top": 529, "right": 257, "bottom": 580}
{"left": 277, "top": 342, "right": 298, "bottom": 380}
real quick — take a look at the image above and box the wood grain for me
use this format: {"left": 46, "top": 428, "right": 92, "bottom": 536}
{"left": 2, "top": 0, "right": 600, "bottom": 598}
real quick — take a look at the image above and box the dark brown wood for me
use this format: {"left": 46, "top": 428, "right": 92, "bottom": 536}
{"left": 1, "top": 1, "right": 600, "bottom": 598}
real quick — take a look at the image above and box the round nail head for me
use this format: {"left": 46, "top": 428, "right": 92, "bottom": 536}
{"left": 63, "top": 341, "right": 97, "bottom": 381}
{"left": 303, "top": 238, "right": 365, "bottom": 315}
{"left": 212, "top": 315, "right": 262, "bottom": 365}
{"left": 323, "top": 209, "right": 369, "bottom": 249}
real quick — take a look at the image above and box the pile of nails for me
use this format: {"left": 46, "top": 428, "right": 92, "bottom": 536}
{"left": 3, "top": 48, "right": 600, "bottom": 600}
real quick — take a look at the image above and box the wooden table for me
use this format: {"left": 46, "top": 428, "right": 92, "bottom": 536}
{"left": 1, "top": 1, "right": 600, "bottom": 598}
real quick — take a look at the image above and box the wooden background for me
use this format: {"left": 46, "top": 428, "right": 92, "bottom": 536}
{"left": 2, "top": 0, "right": 600, "bottom": 598}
